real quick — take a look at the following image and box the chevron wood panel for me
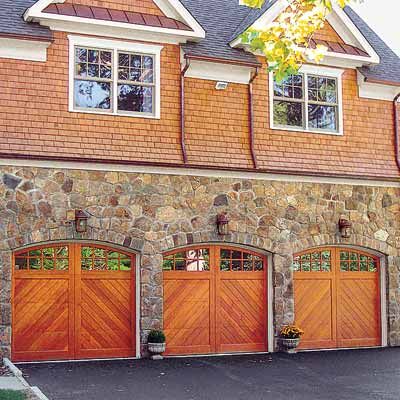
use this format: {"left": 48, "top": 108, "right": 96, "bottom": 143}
{"left": 218, "top": 278, "right": 266, "bottom": 353}
{"left": 12, "top": 243, "right": 136, "bottom": 362}
{"left": 163, "top": 278, "right": 213, "bottom": 355}
{"left": 76, "top": 277, "right": 134, "bottom": 358}
{"left": 337, "top": 277, "right": 380, "bottom": 348}
{"left": 13, "top": 277, "right": 72, "bottom": 361}
{"left": 163, "top": 245, "right": 267, "bottom": 355}
{"left": 294, "top": 278, "right": 336, "bottom": 349}
{"left": 294, "top": 247, "right": 380, "bottom": 350}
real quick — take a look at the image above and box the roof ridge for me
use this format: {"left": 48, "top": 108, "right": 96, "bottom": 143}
{"left": 229, "top": 0, "right": 278, "bottom": 42}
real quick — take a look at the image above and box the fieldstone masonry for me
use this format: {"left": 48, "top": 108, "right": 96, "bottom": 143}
{"left": 0, "top": 165, "right": 399, "bottom": 356}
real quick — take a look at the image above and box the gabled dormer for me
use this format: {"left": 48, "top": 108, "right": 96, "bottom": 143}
{"left": 230, "top": 0, "right": 380, "bottom": 69}
{"left": 24, "top": 0, "right": 205, "bottom": 43}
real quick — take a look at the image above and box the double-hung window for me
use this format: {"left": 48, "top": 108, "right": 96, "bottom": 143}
{"left": 69, "top": 36, "right": 162, "bottom": 119}
{"left": 271, "top": 66, "right": 343, "bottom": 135}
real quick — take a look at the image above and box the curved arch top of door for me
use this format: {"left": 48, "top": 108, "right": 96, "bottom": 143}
{"left": 12, "top": 242, "right": 137, "bottom": 362}
{"left": 162, "top": 244, "right": 268, "bottom": 356}
{"left": 293, "top": 246, "right": 382, "bottom": 350}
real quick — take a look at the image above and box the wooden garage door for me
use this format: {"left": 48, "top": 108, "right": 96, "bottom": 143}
{"left": 163, "top": 246, "right": 267, "bottom": 356}
{"left": 12, "top": 243, "right": 136, "bottom": 362}
{"left": 294, "top": 247, "right": 381, "bottom": 350}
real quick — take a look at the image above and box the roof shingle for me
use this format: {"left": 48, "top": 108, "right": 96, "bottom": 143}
{"left": 0, "top": 0, "right": 52, "bottom": 40}
{"left": 1, "top": 0, "right": 399, "bottom": 86}
{"left": 43, "top": 3, "right": 191, "bottom": 31}
{"left": 344, "top": 7, "right": 400, "bottom": 86}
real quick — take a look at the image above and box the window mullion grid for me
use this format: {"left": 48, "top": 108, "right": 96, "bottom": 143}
{"left": 113, "top": 50, "right": 118, "bottom": 115}
{"left": 304, "top": 73, "right": 309, "bottom": 131}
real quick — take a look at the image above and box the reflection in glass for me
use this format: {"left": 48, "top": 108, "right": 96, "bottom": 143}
{"left": 274, "top": 100, "right": 303, "bottom": 127}
{"left": 15, "top": 258, "right": 28, "bottom": 270}
{"left": 74, "top": 80, "right": 111, "bottom": 110}
{"left": 308, "top": 104, "right": 337, "bottom": 131}
{"left": 118, "top": 85, "right": 153, "bottom": 113}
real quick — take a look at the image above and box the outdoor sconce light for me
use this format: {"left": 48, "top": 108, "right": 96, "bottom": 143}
{"left": 216, "top": 213, "right": 230, "bottom": 236}
{"left": 338, "top": 218, "right": 352, "bottom": 239}
{"left": 215, "top": 81, "right": 228, "bottom": 90}
{"left": 75, "top": 210, "right": 90, "bottom": 233}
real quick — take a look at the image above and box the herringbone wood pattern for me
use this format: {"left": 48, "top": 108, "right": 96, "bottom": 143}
{"left": 76, "top": 276, "right": 134, "bottom": 358}
{"left": 163, "top": 278, "right": 213, "bottom": 355}
{"left": 163, "top": 246, "right": 267, "bottom": 356}
{"left": 337, "top": 276, "right": 380, "bottom": 347}
{"left": 13, "top": 277, "right": 72, "bottom": 361}
{"left": 12, "top": 244, "right": 136, "bottom": 362}
{"left": 218, "top": 277, "right": 266, "bottom": 352}
{"left": 294, "top": 247, "right": 380, "bottom": 350}
{"left": 295, "top": 278, "right": 336, "bottom": 349}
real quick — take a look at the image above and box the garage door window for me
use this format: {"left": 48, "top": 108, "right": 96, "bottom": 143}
{"left": 163, "top": 249, "right": 210, "bottom": 271}
{"left": 14, "top": 246, "right": 69, "bottom": 271}
{"left": 220, "top": 249, "right": 264, "bottom": 271}
{"left": 292, "top": 249, "right": 331, "bottom": 272}
{"left": 81, "top": 246, "right": 131, "bottom": 271}
{"left": 340, "top": 251, "right": 378, "bottom": 272}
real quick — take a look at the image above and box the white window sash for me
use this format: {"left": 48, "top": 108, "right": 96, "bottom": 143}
{"left": 69, "top": 35, "right": 163, "bottom": 119}
{"left": 270, "top": 65, "right": 344, "bottom": 136}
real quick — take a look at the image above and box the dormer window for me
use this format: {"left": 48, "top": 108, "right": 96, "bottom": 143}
{"left": 69, "top": 36, "right": 162, "bottom": 119}
{"left": 270, "top": 66, "right": 344, "bottom": 135}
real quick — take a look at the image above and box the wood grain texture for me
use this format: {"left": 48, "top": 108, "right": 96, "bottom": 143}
{"left": 12, "top": 243, "right": 136, "bottom": 362}
{"left": 294, "top": 247, "right": 380, "bottom": 351}
{"left": 218, "top": 277, "right": 266, "bottom": 353}
{"left": 163, "top": 277, "right": 213, "bottom": 355}
{"left": 163, "top": 245, "right": 267, "bottom": 356}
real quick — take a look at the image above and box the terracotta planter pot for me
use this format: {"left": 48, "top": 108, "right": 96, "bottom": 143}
{"left": 148, "top": 342, "right": 166, "bottom": 360}
{"left": 279, "top": 337, "right": 300, "bottom": 354}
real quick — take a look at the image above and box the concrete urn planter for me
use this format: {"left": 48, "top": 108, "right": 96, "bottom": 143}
{"left": 280, "top": 338, "right": 300, "bottom": 354}
{"left": 148, "top": 342, "right": 166, "bottom": 360}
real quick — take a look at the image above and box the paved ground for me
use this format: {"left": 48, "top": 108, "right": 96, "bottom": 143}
{"left": 19, "top": 348, "right": 400, "bottom": 400}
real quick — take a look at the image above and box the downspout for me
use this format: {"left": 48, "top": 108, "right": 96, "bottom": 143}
{"left": 180, "top": 57, "right": 190, "bottom": 164}
{"left": 394, "top": 93, "right": 400, "bottom": 172}
{"left": 249, "top": 68, "right": 259, "bottom": 169}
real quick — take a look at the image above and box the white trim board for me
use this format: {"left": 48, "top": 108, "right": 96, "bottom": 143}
{"left": 184, "top": 59, "right": 253, "bottom": 84}
{"left": 68, "top": 35, "right": 163, "bottom": 119}
{"left": 269, "top": 64, "right": 345, "bottom": 136}
{"left": 0, "top": 38, "right": 51, "bottom": 62}
{"left": 230, "top": 0, "right": 380, "bottom": 69}
{"left": 0, "top": 158, "right": 398, "bottom": 188}
{"left": 357, "top": 71, "right": 400, "bottom": 102}
{"left": 24, "top": 0, "right": 205, "bottom": 43}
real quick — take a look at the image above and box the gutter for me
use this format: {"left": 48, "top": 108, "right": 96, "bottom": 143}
{"left": 184, "top": 53, "right": 261, "bottom": 68}
{"left": 180, "top": 57, "right": 191, "bottom": 164}
{"left": 0, "top": 32, "right": 54, "bottom": 43}
{"left": 394, "top": 93, "right": 400, "bottom": 172}
{"left": 365, "top": 77, "right": 400, "bottom": 88}
{"left": 249, "top": 68, "right": 259, "bottom": 169}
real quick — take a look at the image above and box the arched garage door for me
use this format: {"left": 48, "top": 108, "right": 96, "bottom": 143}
{"left": 12, "top": 243, "right": 136, "bottom": 362}
{"left": 163, "top": 245, "right": 268, "bottom": 355}
{"left": 294, "top": 247, "right": 381, "bottom": 350}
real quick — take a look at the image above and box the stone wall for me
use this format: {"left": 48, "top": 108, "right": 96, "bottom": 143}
{"left": 0, "top": 165, "right": 399, "bottom": 356}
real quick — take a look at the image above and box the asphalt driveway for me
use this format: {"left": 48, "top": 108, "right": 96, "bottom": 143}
{"left": 19, "top": 348, "right": 400, "bottom": 400}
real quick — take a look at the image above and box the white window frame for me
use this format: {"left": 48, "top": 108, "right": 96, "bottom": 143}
{"left": 68, "top": 35, "right": 163, "bottom": 119}
{"left": 269, "top": 65, "right": 344, "bottom": 136}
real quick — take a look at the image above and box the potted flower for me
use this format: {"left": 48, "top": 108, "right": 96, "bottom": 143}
{"left": 279, "top": 325, "right": 304, "bottom": 353}
{"left": 147, "top": 330, "right": 166, "bottom": 360}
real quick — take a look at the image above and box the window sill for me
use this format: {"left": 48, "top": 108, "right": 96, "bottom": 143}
{"left": 69, "top": 108, "right": 161, "bottom": 120}
{"left": 270, "top": 125, "right": 343, "bottom": 136}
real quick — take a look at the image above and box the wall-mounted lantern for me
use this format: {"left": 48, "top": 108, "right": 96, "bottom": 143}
{"left": 338, "top": 218, "right": 352, "bottom": 239}
{"left": 75, "top": 210, "right": 90, "bottom": 233}
{"left": 216, "top": 213, "right": 230, "bottom": 236}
